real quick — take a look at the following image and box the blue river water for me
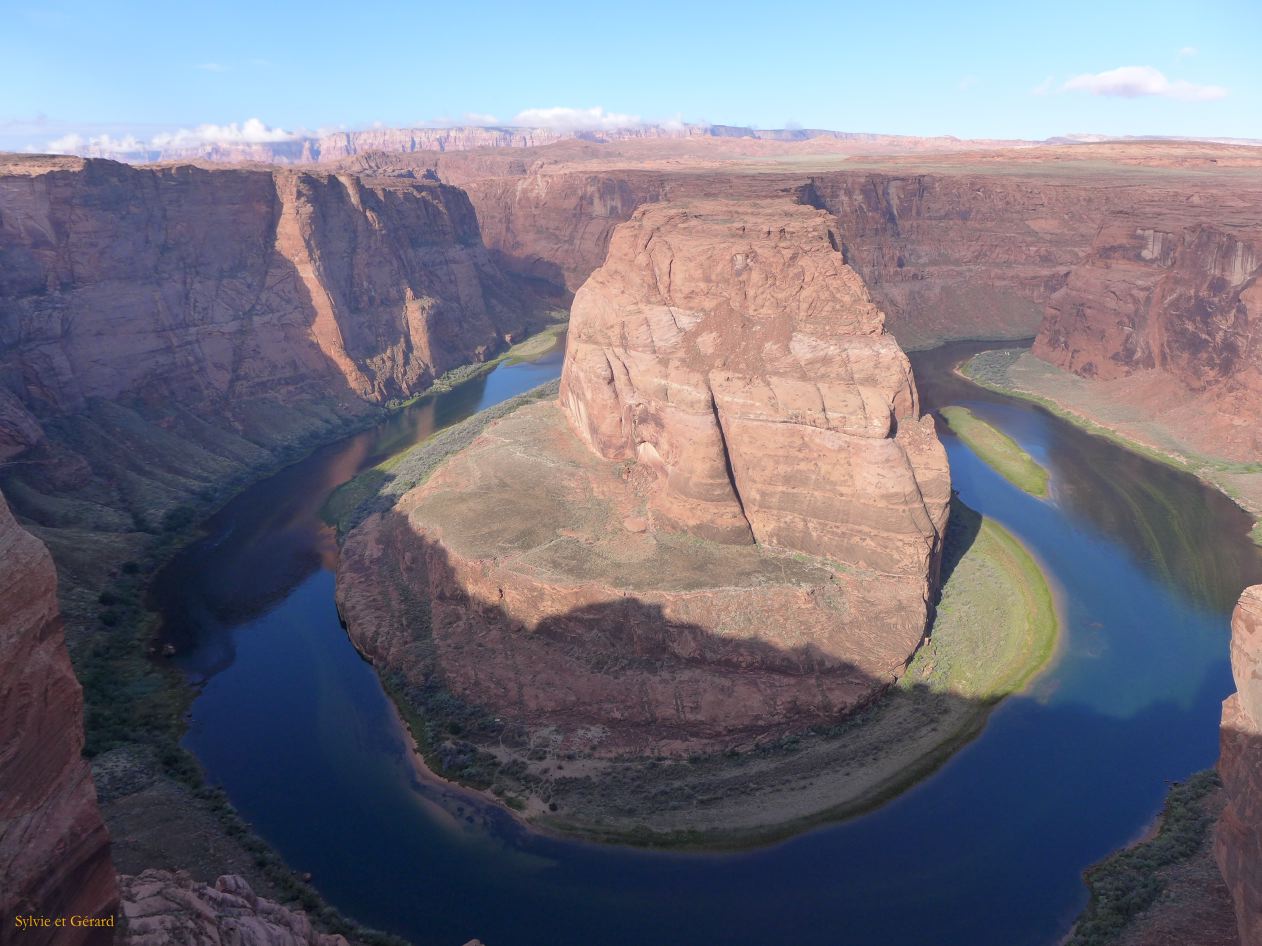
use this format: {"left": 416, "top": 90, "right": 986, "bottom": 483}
{"left": 154, "top": 336, "right": 1262, "bottom": 946}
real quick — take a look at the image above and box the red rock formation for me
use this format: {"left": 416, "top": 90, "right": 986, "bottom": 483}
{"left": 0, "top": 489, "right": 117, "bottom": 944}
{"left": 1219, "top": 585, "right": 1262, "bottom": 946}
{"left": 408, "top": 142, "right": 1262, "bottom": 351}
{"left": 559, "top": 200, "right": 949, "bottom": 574}
{"left": 118, "top": 871, "right": 349, "bottom": 946}
{"left": 337, "top": 199, "right": 949, "bottom": 758}
{"left": 418, "top": 162, "right": 1112, "bottom": 347}
{"left": 1035, "top": 220, "right": 1262, "bottom": 461}
{"left": 0, "top": 154, "right": 549, "bottom": 458}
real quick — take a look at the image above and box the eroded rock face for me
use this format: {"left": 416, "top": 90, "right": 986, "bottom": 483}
{"left": 1219, "top": 585, "right": 1262, "bottom": 946}
{"left": 559, "top": 200, "right": 949, "bottom": 576}
{"left": 1035, "top": 221, "right": 1262, "bottom": 461}
{"left": 0, "top": 489, "right": 117, "bottom": 944}
{"left": 0, "top": 154, "right": 547, "bottom": 459}
{"left": 338, "top": 199, "right": 949, "bottom": 758}
{"left": 118, "top": 870, "right": 348, "bottom": 946}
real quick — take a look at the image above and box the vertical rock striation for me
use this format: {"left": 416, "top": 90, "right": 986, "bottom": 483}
{"left": 1035, "top": 221, "right": 1262, "bottom": 461}
{"left": 0, "top": 154, "right": 549, "bottom": 460}
{"left": 1219, "top": 585, "right": 1262, "bottom": 946}
{"left": 337, "top": 197, "right": 949, "bottom": 760}
{"left": 559, "top": 199, "right": 950, "bottom": 578}
{"left": 0, "top": 488, "right": 117, "bottom": 944}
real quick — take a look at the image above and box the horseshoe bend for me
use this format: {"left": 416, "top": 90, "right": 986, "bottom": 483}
{"left": 332, "top": 199, "right": 1062, "bottom": 840}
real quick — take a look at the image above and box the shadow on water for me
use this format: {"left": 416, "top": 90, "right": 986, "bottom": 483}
{"left": 153, "top": 335, "right": 567, "bottom": 682}
{"left": 155, "top": 337, "right": 1262, "bottom": 946}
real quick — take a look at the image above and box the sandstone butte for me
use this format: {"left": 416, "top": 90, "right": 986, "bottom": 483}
{"left": 1220, "top": 584, "right": 1262, "bottom": 946}
{"left": 337, "top": 199, "right": 950, "bottom": 759}
{"left": 0, "top": 491, "right": 117, "bottom": 945}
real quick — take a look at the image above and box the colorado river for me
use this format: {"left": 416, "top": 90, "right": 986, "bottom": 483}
{"left": 153, "top": 336, "right": 1262, "bottom": 946}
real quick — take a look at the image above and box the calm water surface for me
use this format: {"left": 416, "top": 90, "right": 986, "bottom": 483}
{"left": 154, "top": 337, "right": 1262, "bottom": 946}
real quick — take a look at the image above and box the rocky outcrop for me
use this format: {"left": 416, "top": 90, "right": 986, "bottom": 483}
{"left": 337, "top": 199, "right": 949, "bottom": 759}
{"left": 559, "top": 200, "right": 949, "bottom": 574}
{"left": 1219, "top": 585, "right": 1262, "bottom": 946}
{"left": 1035, "top": 221, "right": 1262, "bottom": 461}
{"left": 118, "top": 870, "right": 349, "bottom": 946}
{"left": 0, "top": 489, "right": 117, "bottom": 944}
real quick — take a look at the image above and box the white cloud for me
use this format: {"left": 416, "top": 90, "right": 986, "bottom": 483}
{"left": 45, "top": 133, "right": 84, "bottom": 153}
{"left": 44, "top": 132, "right": 147, "bottom": 156}
{"left": 509, "top": 106, "right": 641, "bottom": 131}
{"left": 1062, "top": 65, "right": 1227, "bottom": 101}
{"left": 150, "top": 118, "right": 296, "bottom": 148}
{"left": 33, "top": 118, "right": 296, "bottom": 158}
{"left": 462, "top": 112, "right": 500, "bottom": 126}
{"left": 195, "top": 62, "right": 229, "bottom": 72}
{"left": 1031, "top": 76, "right": 1055, "bottom": 96}
{"left": 1176, "top": 46, "right": 1198, "bottom": 60}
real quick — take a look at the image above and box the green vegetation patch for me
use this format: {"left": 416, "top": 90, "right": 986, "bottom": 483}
{"left": 1067, "top": 770, "right": 1222, "bottom": 946}
{"left": 324, "top": 379, "right": 562, "bottom": 532}
{"left": 385, "top": 315, "right": 567, "bottom": 409}
{"left": 962, "top": 349, "right": 1262, "bottom": 495}
{"left": 905, "top": 499, "right": 1058, "bottom": 701}
{"left": 941, "top": 404, "right": 1050, "bottom": 497}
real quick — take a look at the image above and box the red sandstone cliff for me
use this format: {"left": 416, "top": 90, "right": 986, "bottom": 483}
{"left": 412, "top": 157, "right": 1244, "bottom": 350}
{"left": 0, "top": 154, "right": 550, "bottom": 461}
{"left": 1035, "top": 220, "right": 1262, "bottom": 461}
{"left": 1219, "top": 585, "right": 1262, "bottom": 946}
{"left": 0, "top": 489, "right": 117, "bottom": 944}
{"left": 361, "top": 144, "right": 1260, "bottom": 356}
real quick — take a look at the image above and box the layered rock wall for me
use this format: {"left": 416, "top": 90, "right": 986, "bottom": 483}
{"left": 0, "top": 489, "right": 117, "bottom": 944}
{"left": 1219, "top": 585, "right": 1262, "bottom": 946}
{"left": 442, "top": 164, "right": 1119, "bottom": 346}
{"left": 559, "top": 200, "right": 950, "bottom": 576}
{"left": 1035, "top": 220, "right": 1262, "bottom": 460}
{"left": 0, "top": 154, "right": 547, "bottom": 460}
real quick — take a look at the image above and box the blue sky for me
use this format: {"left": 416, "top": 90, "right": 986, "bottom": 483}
{"left": 1, "top": 0, "right": 1257, "bottom": 152}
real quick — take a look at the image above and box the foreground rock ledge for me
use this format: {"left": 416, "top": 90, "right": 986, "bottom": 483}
{"left": 1219, "top": 584, "right": 1262, "bottom": 946}
{"left": 337, "top": 198, "right": 949, "bottom": 760}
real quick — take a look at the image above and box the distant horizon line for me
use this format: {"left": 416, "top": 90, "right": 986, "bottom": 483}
{"left": 12, "top": 119, "right": 1262, "bottom": 163}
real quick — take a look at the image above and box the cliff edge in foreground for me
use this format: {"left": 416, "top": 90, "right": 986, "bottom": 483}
{"left": 0, "top": 491, "right": 117, "bottom": 945}
{"left": 1220, "top": 585, "right": 1262, "bottom": 946}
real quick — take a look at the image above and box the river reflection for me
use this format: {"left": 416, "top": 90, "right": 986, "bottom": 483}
{"left": 155, "top": 338, "right": 1262, "bottom": 946}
